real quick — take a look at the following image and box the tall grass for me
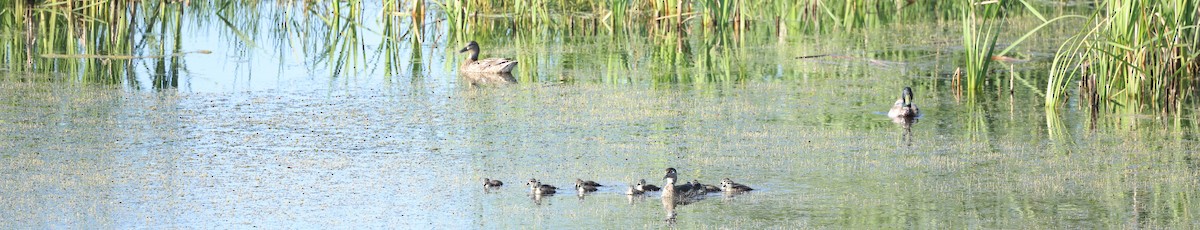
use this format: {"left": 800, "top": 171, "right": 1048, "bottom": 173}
{"left": 1, "top": 0, "right": 144, "bottom": 84}
{"left": 4, "top": 0, "right": 1197, "bottom": 115}
{"left": 429, "top": 0, "right": 978, "bottom": 35}
{"left": 1046, "top": 0, "right": 1199, "bottom": 115}
{"left": 0, "top": 0, "right": 392, "bottom": 85}
{"left": 959, "top": 1, "right": 1002, "bottom": 98}
{"left": 958, "top": 0, "right": 1086, "bottom": 99}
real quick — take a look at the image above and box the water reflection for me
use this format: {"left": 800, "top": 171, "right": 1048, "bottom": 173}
{"left": 721, "top": 191, "right": 746, "bottom": 201}
{"left": 626, "top": 194, "right": 647, "bottom": 205}
{"left": 460, "top": 72, "right": 517, "bottom": 86}
{"left": 531, "top": 193, "right": 553, "bottom": 205}
{"left": 892, "top": 116, "right": 918, "bottom": 146}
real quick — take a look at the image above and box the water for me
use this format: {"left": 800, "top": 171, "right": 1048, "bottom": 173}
{"left": 2, "top": 2, "right": 1199, "bottom": 229}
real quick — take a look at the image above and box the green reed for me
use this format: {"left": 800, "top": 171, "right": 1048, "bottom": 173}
{"left": 959, "top": 1, "right": 1001, "bottom": 98}
{"left": 433, "top": 0, "right": 981, "bottom": 35}
{"left": 1, "top": 0, "right": 145, "bottom": 84}
{"left": 4, "top": 0, "right": 1196, "bottom": 116}
{"left": 958, "top": 0, "right": 1084, "bottom": 99}
{"left": 1046, "top": 0, "right": 1199, "bottom": 115}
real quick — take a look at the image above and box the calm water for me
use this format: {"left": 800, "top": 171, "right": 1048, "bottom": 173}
{"left": 2, "top": 3, "right": 1199, "bottom": 229}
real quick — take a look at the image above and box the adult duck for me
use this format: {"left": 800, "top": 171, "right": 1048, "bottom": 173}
{"left": 888, "top": 87, "right": 920, "bottom": 118}
{"left": 458, "top": 41, "right": 518, "bottom": 73}
{"left": 662, "top": 168, "right": 709, "bottom": 203}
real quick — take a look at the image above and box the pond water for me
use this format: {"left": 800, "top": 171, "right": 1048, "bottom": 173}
{"left": 2, "top": 2, "right": 1199, "bottom": 229}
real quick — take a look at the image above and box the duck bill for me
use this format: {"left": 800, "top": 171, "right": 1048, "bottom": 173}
{"left": 458, "top": 47, "right": 468, "bottom": 53}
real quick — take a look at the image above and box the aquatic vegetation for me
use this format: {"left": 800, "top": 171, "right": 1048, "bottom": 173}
{"left": 958, "top": 0, "right": 1085, "bottom": 99}
{"left": 958, "top": 1, "right": 1002, "bottom": 97}
{"left": 1046, "top": 0, "right": 1199, "bottom": 116}
{"left": 1, "top": 0, "right": 1196, "bottom": 117}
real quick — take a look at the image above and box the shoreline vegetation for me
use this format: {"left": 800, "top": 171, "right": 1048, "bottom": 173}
{"left": 1, "top": 0, "right": 1196, "bottom": 117}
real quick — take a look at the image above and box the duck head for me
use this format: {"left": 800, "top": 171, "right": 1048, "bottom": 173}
{"left": 901, "top": 87, "right": 914, "bottom": 107}
{"left": 663, "top": 168, "right": 678, "bottom": 185}
{"left": 458, "top": 41, "right": 480, "bottom": 53}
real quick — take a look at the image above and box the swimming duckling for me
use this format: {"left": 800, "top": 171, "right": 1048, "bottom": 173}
{"left": 888, "top": 87, "right": 920, "bottom": 118}
{"left": 575, "top": 179, "right": 599, "bottom": 193}
{"left": 625, "top": 183, "right": 644, "bottom": 195}
{"left": 576, "top": 178, "right": 603, "bottom": 187}
{"left": 692, "top": 179, "right": 722, "bottom": 193}
{"left": 483, "top": 178, "right": 503, "bottom": 187}
{"left": 633, "top": 177, "right": 662, "bottom": 191}
{"left": 526, "top": 178, "right": 557, "bottom": 194}
{"left": 458, "top": 41, "right": 518, "bottom": 73}
{"left": 720, "top": 178, "right": 754, "bottom": 192}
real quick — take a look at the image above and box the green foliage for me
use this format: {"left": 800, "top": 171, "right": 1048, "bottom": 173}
{"left": 1046, "top": 0, "right": 1199, "bottom": 114}
{"left": 959, "top": 1, "right": 1002, "bottom": 98}
{"left": 2, "top": 0, "right": 1196, "bottom": 115}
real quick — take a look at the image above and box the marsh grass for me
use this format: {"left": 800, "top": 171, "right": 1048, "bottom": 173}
{"left": 959, "top": 0, "right": 1084, "bottom": 99}
{"left": 2, "top": 0, "right": 1027, "bottom": 89}
{"left": 1, "top": 0, "right": 412, "bottom": 85}
{"left": 959, "top": 1, "right": 1002, "bottom": 98}
{"left": 3, "top": 0, "right": 1197, "bottom": 117}
{"left": 1047, "top": 0, "right": 1199, "bottom": 115}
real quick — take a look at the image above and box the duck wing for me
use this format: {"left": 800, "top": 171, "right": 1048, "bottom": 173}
{"left": 641, "top": 184, "right": 661, "bottom": 191}
{"left": 463, "top": 58, "right": 518, "bottom": 73}
{"left": 731, "top": 183, "right": 754, "bottom": 191}
{"left": 673, "top": 183, "right": 709, "bottom": 197}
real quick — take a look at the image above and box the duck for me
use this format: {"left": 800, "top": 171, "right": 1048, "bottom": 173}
{"left": 888, "top": 86, "right": 920, "bottom": 118}
{"left": 526, "top": 178, "right": 557, "bottom": 195}
{"left": 692, "top": 179, "right": 722, "bottom": 193}
{"left": 636, "top": 179, "right": 661, "bottom": 192}
{"left": 458, "top": 41, "right": 518, "bottom": 73}
{"left": 483, "top": 178, "right": 503, "bottom": 187}
{"left": 575, "top": 179, "right": 599, "bottom": 193}
{"left": 576, "top": 178, "right": 603, "bottom": 187}
{"left": 662, "top": 168, "right": 709, "bottom": 201}
{"left": 719, "top": 178, "right": 754, "bottom": 192}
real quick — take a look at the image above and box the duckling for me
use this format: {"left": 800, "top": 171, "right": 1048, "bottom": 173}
{"left": 637, "top": 179, "right": 661, "bottom": 192}
{"left": 692, "top": 179, "right": 722, "bottom": 193}
{"left": 888, "top": 87, "right": 921, "bottom": 118}
{"left": 625, "top": 183, "right": 644, "bottom": 195}
{"left": 458, "top": 41, "right": 518, "bottom": 73}
{"left": 720, "top": 178, "right": 754, "bottom": 192}
{"left": 526, "top": 178, "right": 557, "bottom": 194}
{"left": 575, "top": 180, "right": 599, "bottom": 193}
{"left": 576, "top": 178, "right": 603, "bottom": 187}
{"left": 483, "top": 178, "right": 503, "bottom": 187}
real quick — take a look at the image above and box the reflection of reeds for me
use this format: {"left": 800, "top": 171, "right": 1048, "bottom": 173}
{"left": 1043, "top": 107, "right": 1070, "bottom": 144}
{"left": 962, "top": 101, "right": 991, "bottom": 145}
